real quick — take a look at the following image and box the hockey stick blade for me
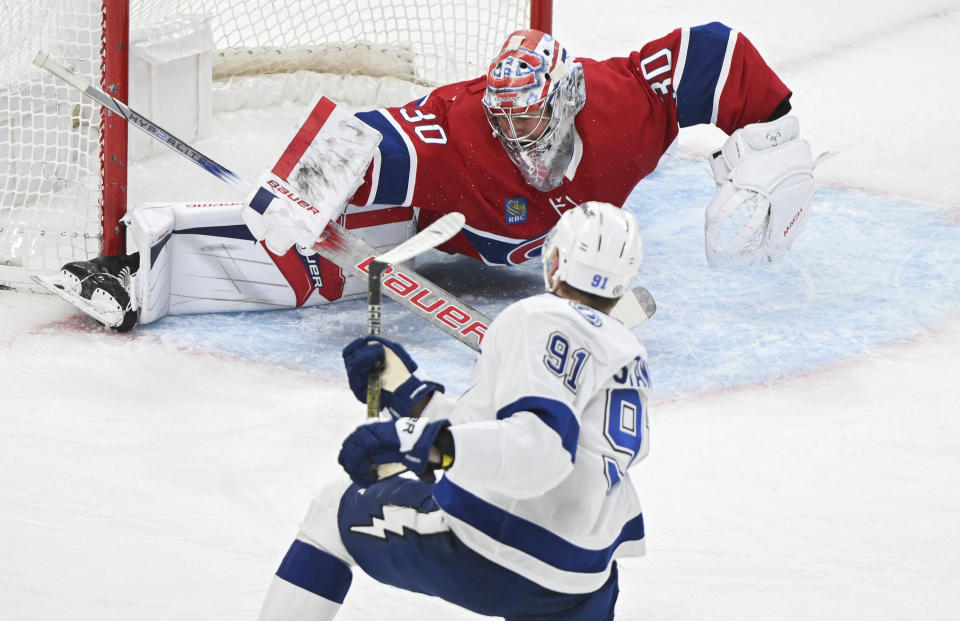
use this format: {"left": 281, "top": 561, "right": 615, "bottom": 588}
{"left": 375, "top": 212, "right": 466, "bottom": 265}
{"left": 610, "top": 286, "right": 657, "bottom": 328}
{"left": 35, "top": 52, "right": 492, "bottom": 350}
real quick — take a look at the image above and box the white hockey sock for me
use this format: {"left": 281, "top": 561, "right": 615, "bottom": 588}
{"left": 258, "top": 539, "right": 353, "bottom": 621}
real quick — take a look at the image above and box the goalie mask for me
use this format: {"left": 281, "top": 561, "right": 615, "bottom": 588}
{"left": 483, "top": 29, "right": 586, "bottom": 192}
{"left": 543, "top": 202, "right": 643, "bottom": 299}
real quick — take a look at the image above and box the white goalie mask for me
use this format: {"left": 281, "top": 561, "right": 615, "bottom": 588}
{"left": 482, "top": 30, "right": 586, "bottom": 192}
{"left": 542, "top": 202, "right": 643, "bottom": 299}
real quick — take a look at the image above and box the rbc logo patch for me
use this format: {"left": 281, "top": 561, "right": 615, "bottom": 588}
{"left": 505, "top": 197, "right": 528, "bottom": 225}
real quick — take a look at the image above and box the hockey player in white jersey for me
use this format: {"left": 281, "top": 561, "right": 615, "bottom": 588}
{"left": 258, "top": 201, "right": 651, "bottom": 620}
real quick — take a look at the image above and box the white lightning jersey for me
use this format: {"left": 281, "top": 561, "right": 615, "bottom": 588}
{"left": 423, "top": 293, "right": 651, "bottom": 594}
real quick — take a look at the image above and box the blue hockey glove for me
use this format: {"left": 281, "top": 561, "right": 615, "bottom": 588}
{"left": 338, "top": 417, "right": 451, "bottom": 487}
{"left": 342, "top": 336, "right": 444, "bottom": 418}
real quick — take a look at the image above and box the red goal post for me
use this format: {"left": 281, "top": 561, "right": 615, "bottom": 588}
{"left": 0, "top": 0, "right": 552, "bottom": 291}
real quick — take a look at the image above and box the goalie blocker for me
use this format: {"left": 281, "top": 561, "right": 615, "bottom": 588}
{"left": 242, "top": 97, "right": 381, "bottom": 256}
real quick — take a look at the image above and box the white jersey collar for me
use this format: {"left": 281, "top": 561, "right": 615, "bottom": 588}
{"left": 564, "top": 128, "right": 584, "bottom": 182}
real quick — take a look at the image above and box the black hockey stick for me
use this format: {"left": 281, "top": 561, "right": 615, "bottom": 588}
{"left": 366, "top": 261, "right": 387, "bottom": 415}
{"left": 364, "top": 212, "right": 466, "bottom": 416}
{"left": 363, "top": 213, "right": 465, "bottom": 479}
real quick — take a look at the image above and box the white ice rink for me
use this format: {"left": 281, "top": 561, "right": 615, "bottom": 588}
{"left": 3, "top": 1, "right": 960, "bottom": 619}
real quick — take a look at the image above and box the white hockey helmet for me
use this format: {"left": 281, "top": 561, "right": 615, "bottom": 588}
{"left": 542, "top": 202, "right": 643, "bottom": 299}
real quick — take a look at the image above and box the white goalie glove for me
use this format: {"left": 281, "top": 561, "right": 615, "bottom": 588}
{"left": 704, "top": 115, "right": 816, "bottom": 267}
{"left": 242, "top": 97, "right": 382, "bottom": 255}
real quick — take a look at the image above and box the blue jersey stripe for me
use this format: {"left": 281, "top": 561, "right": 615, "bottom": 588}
{"left": 174, "top": 225, "right": 256, "bottom": 241}
{"left": 496, "top": 396, "right": 580, "bottom": 462}
{"left": 434, "top": 478, "right": 645, "bottom": 573}
{"left": 676, "top": 22, "right": 732, "bottom": 127}
{"left": 354, "top": 110, "right": 412, "bottom": 206}
{"left": 276, "top": 539, "right": 353, "bottom": 603}
{"left": 460, "top": 226, "right": 549, "bottom": 266}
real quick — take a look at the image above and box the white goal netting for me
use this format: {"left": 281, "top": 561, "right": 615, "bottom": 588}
{"left": 1, "top": 0, "right": 533, "bottom": 289}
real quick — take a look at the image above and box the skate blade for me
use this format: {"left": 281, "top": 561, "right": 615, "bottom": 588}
{"left": 31, "top": 274, "right": 126, "bottom": 328}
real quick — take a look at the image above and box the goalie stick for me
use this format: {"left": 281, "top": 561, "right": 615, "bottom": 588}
{"left": 33, "top": 51, "right": 491, "bottom": 349}
{"left": 33, "top": 53, "right": 656, "bottom": 343}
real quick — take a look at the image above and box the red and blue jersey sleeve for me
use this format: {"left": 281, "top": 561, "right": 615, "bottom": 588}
{"left": 348, "top": 80, "right": 471, "bottom": 210}
{"left": 631, "top": 22, "right": 791, "bottom": 134}
{"left": 349, "top": 107, "right": 418, "bottom": 209}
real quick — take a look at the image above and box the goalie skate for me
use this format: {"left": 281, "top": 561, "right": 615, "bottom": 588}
{"left": 32, "top": 255, "right": 139, "bottom": 332}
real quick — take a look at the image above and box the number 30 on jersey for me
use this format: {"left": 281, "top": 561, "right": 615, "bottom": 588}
{"left": 400, "top": 107, "right": 447, "bottom": 144}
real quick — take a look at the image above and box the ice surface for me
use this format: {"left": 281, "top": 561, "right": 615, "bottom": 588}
{"left": 136, "top": 154, "right": 960, "bottom": 398}
{"left": 2, "top": 1, "right": 960, "bottom": 619}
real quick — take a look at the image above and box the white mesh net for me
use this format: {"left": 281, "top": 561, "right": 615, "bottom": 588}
{"left": 1, "top": 1, "right": 104, "bottom": 282}
{"left": 704, "top": 189, "right": 771, "bottom": 267}
{"left": 1, "top": 0, "right": 532, "bottom": 289}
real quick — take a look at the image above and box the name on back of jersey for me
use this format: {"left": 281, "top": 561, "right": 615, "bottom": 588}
{"left": 613, "top": 355, "right": 651, "bottom": 389}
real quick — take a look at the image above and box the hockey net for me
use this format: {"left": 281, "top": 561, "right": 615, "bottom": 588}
{"left": 0, "top": 0, "right": 551, "bottom": 290}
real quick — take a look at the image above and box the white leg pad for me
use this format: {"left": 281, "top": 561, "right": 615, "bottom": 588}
{"left": 128, "top": 201, "right": 301, "bottom": 321}
{"left": 124, "top": 200, "right": 417, "bottom": 323}
{"left": 164, "top": 202, "right": 299, "bottom": 315}
{"left": 126, "top": 202, "right": 175, "bottom": 324}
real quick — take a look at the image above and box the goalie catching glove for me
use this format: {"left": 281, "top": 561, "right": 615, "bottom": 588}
{"left": 342, "top": 336, "right": 445, "bottom": 419}
{"left": 705, "top": 115, "right": 818, "bottom": 267}
{"left": 242, "top": 97, "right": 381, "bottom": 255}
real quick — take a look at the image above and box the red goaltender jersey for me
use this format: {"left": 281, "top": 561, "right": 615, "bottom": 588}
{"left": 343, "top": 22, "right": 790, "bottom": 267}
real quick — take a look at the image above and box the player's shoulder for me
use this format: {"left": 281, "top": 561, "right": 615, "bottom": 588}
{"left": 496, "top": 292, "right": 574, "bottom": 321}
{"left": 379, "top": 77, "right": 482, "bottom": 127}
{"left": 491, "top": 294, "right": 645, "bottom": 373}
{"left": 496, "top": 293, "right": 637, "bottom": 340}
{"left": 578, "top": 55, "right": 641, "bottom": 87}
{"left": 576, "top": 55, "right": 662, "bottom": 126}
{"left": 413, "top": 76, "right": 485, "bottom": 112}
